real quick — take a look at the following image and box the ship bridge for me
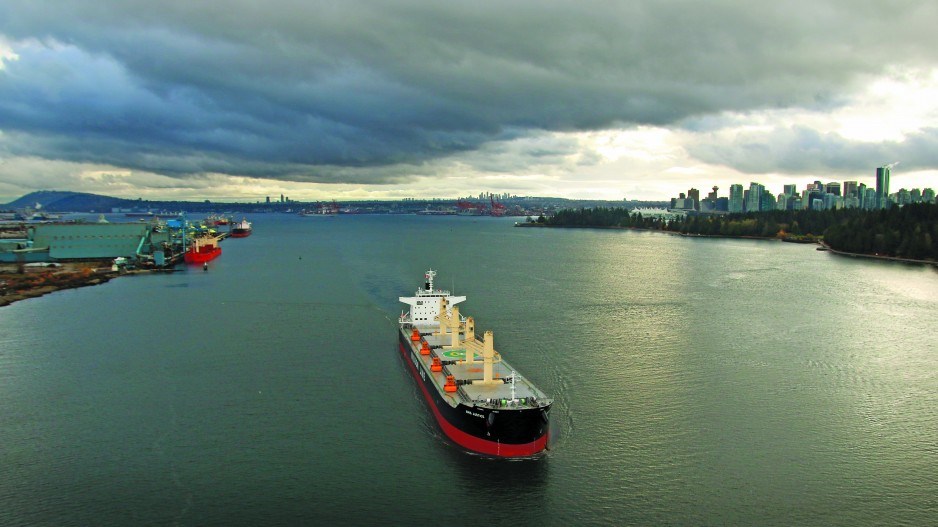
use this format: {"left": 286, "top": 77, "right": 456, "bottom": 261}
{"left": 399, "top": 269, "right": 465, "bottom": 327}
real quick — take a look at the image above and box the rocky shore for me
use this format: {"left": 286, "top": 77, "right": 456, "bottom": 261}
{"left": 0, "top": 262, "right": 119, "bottom": 307}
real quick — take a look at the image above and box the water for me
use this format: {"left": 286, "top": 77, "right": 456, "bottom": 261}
{"left": 1, "top": 215, "right": 935, "bottom": 526}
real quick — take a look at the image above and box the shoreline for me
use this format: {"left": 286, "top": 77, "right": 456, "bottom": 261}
{"left": 817, "top": 242, "right": 938, "bottom": 267}
{"left": 518, "top": 222, "right": 937, "bottom": 267}
{"left": 0, "top": 264, "right": 177, "bottom": 308}
{"left": 0, "top": 274, "right": 116, "bottom": 307}
{"left": 517, "top": 222, "right": 791, "bottom": 242}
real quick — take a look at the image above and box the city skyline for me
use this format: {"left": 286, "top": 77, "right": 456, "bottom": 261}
{"left": 4, "top": 166, "right": 937, "bottom": 207}
{"left": 2, "top": 2, "right": 938, "bottom": 202}
{"left": 669, "top": 164, "right": 936, "bottom": 214}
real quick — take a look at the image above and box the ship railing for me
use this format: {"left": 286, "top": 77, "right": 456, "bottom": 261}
{"left": 472, "top": 396, "right": 544, "bottom": 409}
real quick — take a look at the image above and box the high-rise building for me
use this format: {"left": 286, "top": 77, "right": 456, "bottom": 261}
{"left": 897, "top": 188, "right": 912, "bottom": 205}
{"left": 783, "top": 184, "right": 797, "bottom": 197}
{"left": 687, "top": 188, "right": 700, "bottom": 210}
{"left": 805, "top": 189, "right": 823, "bottom": 210}
{"left": 823, "top": 193, "right": 843, "bottom": 210}
{"left": 858, "top": 183, "right": 867, "bottom": 208}
{"left": 844, "top": 181, "right": 858, "bottom": 199}
{"left": 864, "top": 188, "right": 877, "bottom": 210}
{"left": 777, "top": 193, "right": 789, "bottom": 211}
{"left": 729, "top": 184, "right": 744, "bottom": 213}
{"left": 671, "top": 192, "right": 695, "bottom": 210}
{"left": 923, "top": 188, "right": 936, "bottom": 203}
{"left": 760, "top": 189, "right": 775, "bottom": 212}
{"left": 799, "top": 182, "right": 822, "bottom": 210}
{"left": 876, "top": 166, "right": 891, "bottom": 208}
{"left": 747, "top": 182, "right": 765, "bottom": 212}
{"left": 707, "top": 186, "right": 719, "bottom": 201}
{"left": 700, "top": 186, "right": 720, "bottom": 212}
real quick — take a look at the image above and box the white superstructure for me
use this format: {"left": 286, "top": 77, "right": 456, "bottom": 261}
{"left": 398, "top": 269, "right": 466, "bottom": 327}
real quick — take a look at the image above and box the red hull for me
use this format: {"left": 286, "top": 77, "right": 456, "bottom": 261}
{"left": 398, "top": 340, "right": 549, "bottom": 457}
{"left": 230, "top": 230, "right": 251, "bottom": 238}
{"left": 184, "top": 247, "right": 221, "bottom": 263}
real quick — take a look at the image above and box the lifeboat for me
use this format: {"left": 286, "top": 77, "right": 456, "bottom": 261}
{"left": 444, "top": 375, "right": 457, "bottom": 393}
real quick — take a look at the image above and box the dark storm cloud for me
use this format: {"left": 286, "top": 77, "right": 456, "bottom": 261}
{"left": 1, "top": 0, "right": 937, "bottom": 182}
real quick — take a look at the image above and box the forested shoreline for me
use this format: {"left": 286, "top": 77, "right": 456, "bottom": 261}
{"left": 535, "top": 203, "right": 937, "bottom": 261}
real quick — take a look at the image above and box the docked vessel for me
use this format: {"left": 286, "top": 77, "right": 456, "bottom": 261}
{"left": 398, "top": 270, "right": 552, "bottom": 457}
{"left": 230, "top": 218, "right": 252, "bottom": 238}
{"left": 207, "top": 214, "right": 230, "bottom": 226}
{"left": 184, "top": 236, "right": 221, "bottom": 263}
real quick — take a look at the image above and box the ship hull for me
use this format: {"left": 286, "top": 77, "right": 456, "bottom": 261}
{"left": 230, "top": 229, "right": 251, "bottom": 238}
{"left": 184, "top": 247, "right": 221, "bottom": 263}
{"left": 398, "top": 330, "right": 550, "bottom": 457}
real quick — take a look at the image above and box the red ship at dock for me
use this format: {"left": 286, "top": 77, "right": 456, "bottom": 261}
{"left": 184, "top": 236, "right": 221, "bottom": 264}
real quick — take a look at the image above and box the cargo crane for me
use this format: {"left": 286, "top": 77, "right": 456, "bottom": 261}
{"left": 490, "top": 196, "right": 507, "bottom": 217}
{"left": 456, "top": 200, "right": 485, "bottom": 215}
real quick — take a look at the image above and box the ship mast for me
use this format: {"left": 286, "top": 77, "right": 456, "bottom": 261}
{"left": 510, "top": 370, "right": 517, "bottom": 401}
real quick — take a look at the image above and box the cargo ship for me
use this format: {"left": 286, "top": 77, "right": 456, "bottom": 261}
{"left": 184, "top": 236, "right": 221, "bottom": 263}
{"left": 230, "top": 218, "right": 252, "bottom": 238}
{"left": 398, "top": 270, "right": 552, "bottom": 457}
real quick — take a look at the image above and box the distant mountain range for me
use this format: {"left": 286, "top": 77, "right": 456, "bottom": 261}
{"left": 4, "top": 191, "right": 140, "bottom": 212}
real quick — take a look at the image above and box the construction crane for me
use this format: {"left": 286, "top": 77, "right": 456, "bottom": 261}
{"left": 884, "top": 161, "right": 901, "bottom": 169}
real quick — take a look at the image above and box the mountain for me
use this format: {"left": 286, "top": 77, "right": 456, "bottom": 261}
{"left": 4, "top": 191, "right": 136, "bottom": 212}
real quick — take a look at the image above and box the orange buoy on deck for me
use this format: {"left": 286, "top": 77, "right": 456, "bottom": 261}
{"left": 410, "top": 328, "right": 421, "bottom": 341}
{"left": 431, "top": 357, "right": 442, "bottom": 372}
{"left": 420, "top": 340, "right": 431, "bottom": 356}
{"left": 444, "top": 375, "right": 457, "bottom": 393}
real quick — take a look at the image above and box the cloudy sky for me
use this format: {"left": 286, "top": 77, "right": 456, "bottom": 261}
{"left": 1, "top": 0, "right": 937, "bottom": 203}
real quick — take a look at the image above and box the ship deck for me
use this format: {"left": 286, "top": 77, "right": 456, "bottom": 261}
{"left": 406, "top": 326, "right": 550, "bottom": 408}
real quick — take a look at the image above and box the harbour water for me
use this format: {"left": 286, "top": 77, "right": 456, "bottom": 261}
{"left": 1, "top": 215, "right": 935, "bottom": 526}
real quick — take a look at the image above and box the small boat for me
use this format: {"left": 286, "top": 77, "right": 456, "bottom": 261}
{"left": 230, "top": 218, "right": 252, "bottom": 238}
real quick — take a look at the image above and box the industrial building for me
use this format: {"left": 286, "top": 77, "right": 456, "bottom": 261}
{"left": 0, "top": 222, "right": 175, "bottom": 264}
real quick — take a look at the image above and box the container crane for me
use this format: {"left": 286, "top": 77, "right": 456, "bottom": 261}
{"left": 490, "top": 196, "right": 507, "bottom": 217}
